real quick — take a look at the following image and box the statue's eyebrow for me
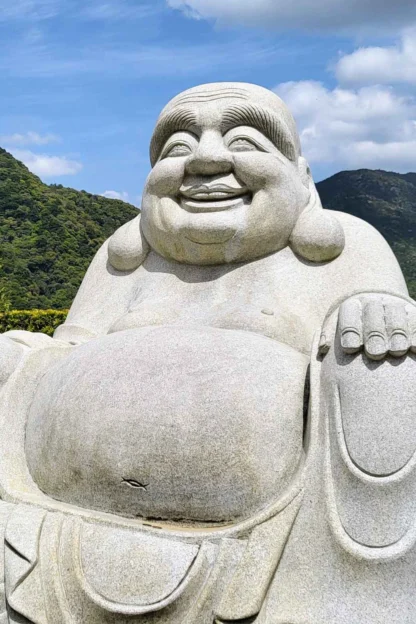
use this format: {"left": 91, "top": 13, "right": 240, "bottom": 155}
{"left": 221, "top": 103, "right": 297, "bottom": 161}
{"left": 150, "top": 107, "right": 198, "bottom": 165}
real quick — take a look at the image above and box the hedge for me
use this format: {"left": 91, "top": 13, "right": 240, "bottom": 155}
{"left": 0, "top": 309, "right": 68, "bottom": 337}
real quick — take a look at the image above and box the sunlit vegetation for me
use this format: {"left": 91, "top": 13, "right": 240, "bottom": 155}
{"left": 0, "top": 148, "right": 138, "bottom": 310}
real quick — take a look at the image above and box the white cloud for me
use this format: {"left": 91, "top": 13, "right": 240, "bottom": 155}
{"left": 10, "top": 149, "right": 83, "bottom": 177}
{"left": 101, "top": 191, "right": 141, "bottom": 207}
{"left": 275, "top": 81, "right": 416, "bottom": 171}
{"left": 167, "top": 0, "right": 416, "bottom": 32}
{"left": 0, "top": 0, "right": 60, "bottom": 21}
{"left": 336, "top": 27, "right": 416, "bottom": 85}
{"left": 1, "top": 131, "right": 60, "bottom": 146}
{"left": 101, "top": 190, "right": 130, "bottom": 201}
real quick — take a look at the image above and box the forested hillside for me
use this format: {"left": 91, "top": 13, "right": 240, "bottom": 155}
{"left": 0, "top": 148, "right": 138, "bottom": 309}
{"left": 316, "top": 170, "right": 416, "bottom": 298}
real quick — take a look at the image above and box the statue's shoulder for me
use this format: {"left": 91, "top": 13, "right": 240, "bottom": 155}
{"left": 326, "top": 209, "right": 384, "bottom": 237}
{"left": 323, "top": 209, "right": 407, "bottom": 293}
{"left": 325, "top": 209, "right": 395, "bottom": 253}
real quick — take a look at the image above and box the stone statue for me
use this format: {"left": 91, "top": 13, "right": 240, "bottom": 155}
{"left": 0, "top": 82, "right": 414, "bottom": 623}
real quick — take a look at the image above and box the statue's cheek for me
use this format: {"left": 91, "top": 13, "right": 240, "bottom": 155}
{"left": 145, "top": 159, "right": 186, "bottom": 196}
{"left": 232, "top": 153, "right": 290, "bottom": 191}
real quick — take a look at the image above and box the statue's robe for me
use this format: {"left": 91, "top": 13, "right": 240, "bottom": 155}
{"left": 0, "top": 211, "right": 415, "bottom": 622}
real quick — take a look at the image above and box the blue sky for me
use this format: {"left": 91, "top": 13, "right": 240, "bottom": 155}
{"left": 1, "top": 0, "right": 415, "bottom": 205}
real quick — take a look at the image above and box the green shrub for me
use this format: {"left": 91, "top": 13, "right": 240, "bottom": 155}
{"left": 0, "top": 309, "right": 68, "bottom": 336}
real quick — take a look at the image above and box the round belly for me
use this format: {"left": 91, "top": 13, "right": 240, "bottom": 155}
{"left": 26, "top": 326, "right": 308, "bottom": 524}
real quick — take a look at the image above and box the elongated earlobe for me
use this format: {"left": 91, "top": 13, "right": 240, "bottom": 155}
{"left": 108, "top": 213, "right": 150, "bottom": 271}
{"left": 290, "top": 184, "right": 345, "bottom": 263}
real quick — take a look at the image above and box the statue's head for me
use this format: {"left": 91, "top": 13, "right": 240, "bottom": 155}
{"left": 109, "top": 83, "right": 345, "bottom": 269}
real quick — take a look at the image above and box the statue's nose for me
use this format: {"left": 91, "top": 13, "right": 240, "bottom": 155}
{"left": 185, "top": 130, "right": 233, "bottom": 176}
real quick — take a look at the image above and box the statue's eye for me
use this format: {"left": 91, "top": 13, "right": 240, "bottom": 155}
{"left": 162, "top": 143, "right": 193, "bottom": 158}
{"left": 228, "top": 137, "right": 261, "bottom": 152}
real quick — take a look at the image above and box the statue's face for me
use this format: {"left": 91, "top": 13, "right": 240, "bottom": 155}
{"left": 141, "top": 84, "right": 311, "bottom": 264}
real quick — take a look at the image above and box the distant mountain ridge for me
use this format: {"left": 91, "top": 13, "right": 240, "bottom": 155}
{"left": 0, "top": 147, "right": 415, "bottom": 308}
{"left": 316, "top": 169, "right": 416, "bottom": 297}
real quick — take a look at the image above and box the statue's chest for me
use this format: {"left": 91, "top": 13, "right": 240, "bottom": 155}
{"left": 110, "top": 259, "right": 312, "bottom": 352}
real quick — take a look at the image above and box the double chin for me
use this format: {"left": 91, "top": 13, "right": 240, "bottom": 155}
{"left": 141, "top": 193, "right": 291, "bottom": 265}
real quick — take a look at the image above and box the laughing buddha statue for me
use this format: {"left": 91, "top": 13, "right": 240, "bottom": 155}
{"left": 0, "top": 83, "right": 415, "bottom": 623}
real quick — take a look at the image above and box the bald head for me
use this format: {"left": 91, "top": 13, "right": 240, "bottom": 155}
{"left": 150, "top": 82, "right": 301, "bottom": 166}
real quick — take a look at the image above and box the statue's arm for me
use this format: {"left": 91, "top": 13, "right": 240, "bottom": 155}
{"left": 316, "top": 212, "right": 416, "bottom": 558}
{"left": 55, "top": 214, "right": 147, "bottom": 345}
{"left": 54, "top": 239, "right": 123, "bottom": 344}
{"left": 333, "top": 210, "right": 408, "bottom": 294}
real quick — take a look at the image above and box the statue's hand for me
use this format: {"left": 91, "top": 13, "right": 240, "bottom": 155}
{"left": 2, "top": 330, "right": 62, "bottom": 349}
{"left": 0, "top": 335, "right": 26, "bottom": 384}
{"left": 0, "top": 331, "right": 69, "bottom": 386}
{"left": 320, "top": 293, "right": 416, "bottom": 360}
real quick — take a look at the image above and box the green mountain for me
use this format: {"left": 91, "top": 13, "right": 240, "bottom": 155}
{"left": 0, "top": 147, "right": 415, "bottom": 309}
{"left": 316, "top": 169, "right": 416, "bottom": 298}
{"left": 0, "top": 148, "right": 138, "bottom": 309}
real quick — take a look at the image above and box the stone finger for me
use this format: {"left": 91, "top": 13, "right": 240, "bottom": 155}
{"left": 339, "top": 297, "right": 363, "bottom": 353}
{"left": 363, "top": 299, "right": 388, "bottom": 360}
{"left": 385, "top": 300, "right": 409, "bottom": 357}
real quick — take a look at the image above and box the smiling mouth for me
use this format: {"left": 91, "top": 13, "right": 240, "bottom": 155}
{"left": 179, "top": 186, "right": 251, "bottom": 213}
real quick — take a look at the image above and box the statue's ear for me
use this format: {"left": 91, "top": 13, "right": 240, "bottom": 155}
{"left": 108, "top": 213, "right": 150, "bottom": 271}
{"left": 289, "top": 169, "right": 345, "bottom": 263}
